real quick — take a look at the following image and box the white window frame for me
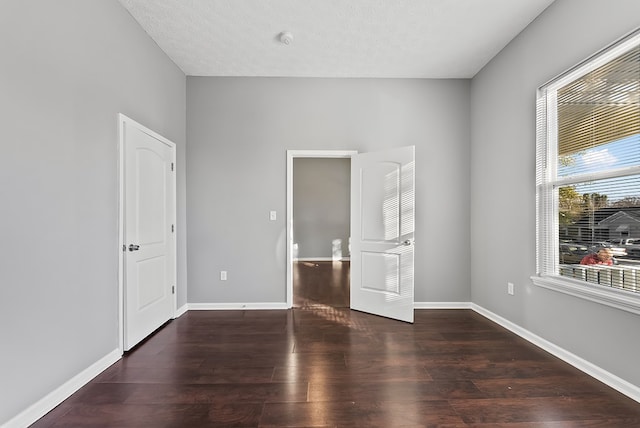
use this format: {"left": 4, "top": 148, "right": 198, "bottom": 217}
{"left": 533, "top": 29, "right": 640, "bottom": 315}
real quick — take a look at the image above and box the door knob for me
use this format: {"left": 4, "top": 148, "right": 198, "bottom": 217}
{"left": 403, "top": 240, "right": 413, "bottom": 246}
{"left": 128, "top": 244, "right": 140, "bottom": 251}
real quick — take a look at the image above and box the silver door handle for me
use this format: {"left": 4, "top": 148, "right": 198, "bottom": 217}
{"left": 128, "top": 244, "right": 140, "bottom": 251}
{"left": 403, "top": 240, "right": 413, "bottom": 246}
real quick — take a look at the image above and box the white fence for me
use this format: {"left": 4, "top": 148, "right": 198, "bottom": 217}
{"left": 559, "top": 264, "right": 639, "bottom": 291}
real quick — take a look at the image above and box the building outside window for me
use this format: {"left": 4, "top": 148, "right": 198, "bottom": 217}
{"left": 534, "top": 29, "right": 640, "bottom": 313}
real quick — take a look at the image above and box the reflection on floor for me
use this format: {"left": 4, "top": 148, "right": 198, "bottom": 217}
{"left": 32, "top": 309, "right": 640, "bottom": 427}
{"left": 293, "top": 260, "right": 350, "bottom": 308}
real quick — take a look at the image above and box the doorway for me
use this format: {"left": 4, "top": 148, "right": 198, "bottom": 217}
{"left": 286, "top": 147, "right": 415, "bottom": 322}
{"left": 286, "top": 151, "right": 356, "bottom": 308}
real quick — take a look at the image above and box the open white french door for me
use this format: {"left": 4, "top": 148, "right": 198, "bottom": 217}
{"left": 350, "top": 146, "right": 415, "bottom": 323}
{"left": 119, "top": 114, "right": 176, "bottom": 351}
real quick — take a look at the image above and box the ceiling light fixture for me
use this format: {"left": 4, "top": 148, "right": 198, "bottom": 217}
{"left": 279, "top": 31, "right": 293, "bottom": 45}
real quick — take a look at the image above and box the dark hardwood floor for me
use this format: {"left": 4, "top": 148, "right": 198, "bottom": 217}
{"left": 293, "top": 260, "right": 350, "bottom": 308}
{"left": 31, "top": 266, "right": 640, "bottom": 427}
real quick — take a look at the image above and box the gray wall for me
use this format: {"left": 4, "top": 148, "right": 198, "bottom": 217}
{"left": 187, "top": 77, "right": 471, "bottom": 304}
{"left": 293, "top": 158, "right": 350, "bottom": 260}
{"left": 16, "top": 0, "right": 640, "bottom": 422}
{"left": 0, "top": 1, "right": 186, "bottom": 424}
{"left": 470, "top": 0, "right": 640, "bottom": 386}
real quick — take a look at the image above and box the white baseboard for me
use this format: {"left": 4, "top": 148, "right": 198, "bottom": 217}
{"left": 175, "top": 303, "right": 189, "bottom": 318}
{"left": 3, "top": 349, "right": 121, "bottom": 428}
{"left": 414, "top": 301, "right": 472, "bottom": 309}
{"left": 188, "top": 302, "right": 289, "bottom": 310}
{"left": 471, "top": 303, "right": 640, "bottom": 404}
{"left": 294, "top": 257, "right": 350, "bottom": 262}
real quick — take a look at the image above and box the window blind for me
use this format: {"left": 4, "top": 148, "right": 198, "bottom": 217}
{"left": 557, "top": 45, "right": 640, "bottom": 178}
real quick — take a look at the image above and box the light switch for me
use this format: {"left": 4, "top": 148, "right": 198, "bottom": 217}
{"left": 270, "top": 211, "right": 277, "bottom": 221}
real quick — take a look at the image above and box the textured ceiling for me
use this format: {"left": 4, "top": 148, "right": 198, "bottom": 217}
{"left": 118, "top": 0, "right": 555, "bottom": 78}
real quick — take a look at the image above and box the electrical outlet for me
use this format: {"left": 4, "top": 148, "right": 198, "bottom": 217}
{"left": 507, "top": 282, "right": 514, "bottom": 295}
{"left": 220, "top": 271, "right": 227, "bottom": 281}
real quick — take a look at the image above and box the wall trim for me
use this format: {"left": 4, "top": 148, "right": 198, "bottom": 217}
{"left": 175, "top": 303, "right": 189, "bottom": 318}
{"left": 471, "top": 303, "right": 640, "bottom": 404}
{"left": 531, "top": 275, "right": 640, "bottom": 316}
{"left": 3, "top": 349, "right": 121, "bottom": 428}
{"left": 414, "top": 301, "right": 472, "bottom": 309}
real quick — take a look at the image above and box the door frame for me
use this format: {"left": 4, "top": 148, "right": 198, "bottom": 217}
{"left": 118, "top": 113, "right": 177, "bottom": 353}
{"left": 286, "top": 150, "right": 357, "bottom": 308}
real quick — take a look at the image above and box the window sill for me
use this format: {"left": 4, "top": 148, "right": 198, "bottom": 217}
{"left": 531, "top": 275, "right": 640, "bottom": 315}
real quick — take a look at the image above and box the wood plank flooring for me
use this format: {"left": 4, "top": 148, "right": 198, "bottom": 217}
{"left": 32, "top": 308, "right": 640, "bottom": 427}
{"left": 293, "top": 260, "right": 350, "bottom": 308}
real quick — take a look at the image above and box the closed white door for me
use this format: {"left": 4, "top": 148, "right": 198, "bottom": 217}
{"left": 350, "top": 146, "right": 415, "bottom": 323}
{"left": 121, "top": 115, "right": 176, "bottom": 351}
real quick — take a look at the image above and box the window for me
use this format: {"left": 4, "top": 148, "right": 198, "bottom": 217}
{"left": 534, "top": 29, "right": 640, "bottom": 313}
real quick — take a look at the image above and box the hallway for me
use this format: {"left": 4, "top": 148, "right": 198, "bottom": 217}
{"left": 293, "top": 260, "right": 350, "bottom": 308}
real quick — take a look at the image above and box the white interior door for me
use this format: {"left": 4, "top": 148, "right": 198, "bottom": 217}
{"left": 122, "top": 116, "right": 176, "bottom": 351}
{"left": 350, "top": 146, "right": 415, "bottom": 323}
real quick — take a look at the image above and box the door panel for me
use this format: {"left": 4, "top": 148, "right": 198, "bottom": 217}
{"left": 123, "top": 120, "right": 175, "bottom": 351}
{"left": 136, "top": 256, "right": 167, "bottom": 309}
{"left": 351, "top": 146, "right": 415, "bottom": 323}
{"left": 361, "top": 252, "right": 399, "bottom": 293}
{"left": 361, "top": 162, "right": 400, "bottom": 241}
{"left": 137, "top": 149, "right": 167, "bottom": 244}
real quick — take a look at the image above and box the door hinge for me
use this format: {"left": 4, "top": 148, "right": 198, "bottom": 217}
{"left": 172, "top": 285, "right": 175, "bottom": 294}
{"left": 122, "top": 244, "right": 126, "bottom": 252}
{"left": 171, "top": 224, "right": 175, "bottom": 233}
{"left": 171, "top": 162, "right": 174, "bottom": 171}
